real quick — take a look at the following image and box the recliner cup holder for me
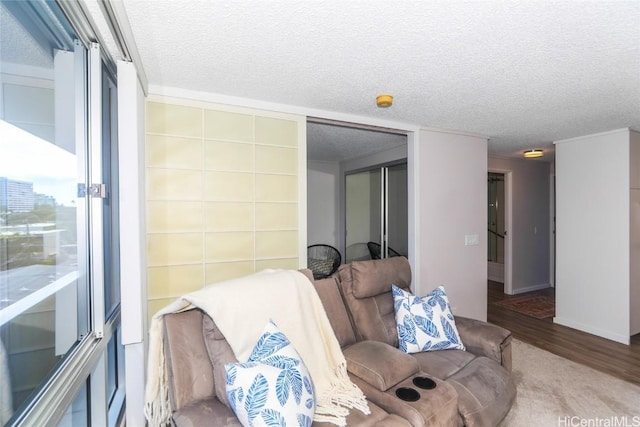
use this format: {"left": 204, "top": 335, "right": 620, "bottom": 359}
{"left": 395, "top": 387, "right": 420, "bottom": 402}
{"left": 413, "top": 376, "right": 437, "bottom": 390}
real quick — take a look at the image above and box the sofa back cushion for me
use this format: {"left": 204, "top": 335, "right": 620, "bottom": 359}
{"left": 202, "top": 314, "right": 239, "bottom": 408}
{"left": 337, "top": 257, "right": 412, "bottom": 347}
{"left": 163, "top": 309, "right": 216, "bottom": 411}
{"left": 310, "top": 275, "right": 357, "bottom": 348}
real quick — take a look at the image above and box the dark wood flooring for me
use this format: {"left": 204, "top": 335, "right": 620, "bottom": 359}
{"left": 487, "top": 280, "right": 640, "bottom": 387}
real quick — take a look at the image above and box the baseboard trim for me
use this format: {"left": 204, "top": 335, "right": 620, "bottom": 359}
{"left": 488, "top": 274, "right": 504, "bottom": 283}
{"left": 511, "top": 283, "right": 550, "bottom": 295}
{"left": 553, "top": 317, "right": 630, "bottom": 345}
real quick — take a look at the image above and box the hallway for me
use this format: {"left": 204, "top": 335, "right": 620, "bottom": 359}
{"left": 487, "top": 281, "right": 640, "bottom": 386}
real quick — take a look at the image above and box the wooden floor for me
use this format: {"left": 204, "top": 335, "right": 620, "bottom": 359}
{"left": 487, "top": 281, "right": 640, "bottom": 387}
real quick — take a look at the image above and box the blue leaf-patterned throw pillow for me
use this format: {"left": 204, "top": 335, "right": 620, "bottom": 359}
{"left": 225, "top": 321, "right": 315, "bottom": 427}
{"left": 392, "top": 285, "right": 465, "bottom": 353}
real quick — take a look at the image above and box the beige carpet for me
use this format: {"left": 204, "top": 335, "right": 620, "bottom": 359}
{"left": 501, "top": 339, "right": 640, "bottom": 426}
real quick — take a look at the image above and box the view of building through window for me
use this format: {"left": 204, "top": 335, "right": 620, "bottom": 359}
{"left": 0, "top": 120, "right": 78, "bottom": 273}
{"left": 0, "top": 11, "right": 86, "bottom": 415}
{"left": 1, "top": 0, "right": 123, "bottom": 424}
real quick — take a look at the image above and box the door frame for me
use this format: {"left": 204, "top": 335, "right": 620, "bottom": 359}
{"left": 488, "top": 168, "right": 513, "bottom": 294}
{"left": 550, "top": 173, "right": 556, "bottom": 287}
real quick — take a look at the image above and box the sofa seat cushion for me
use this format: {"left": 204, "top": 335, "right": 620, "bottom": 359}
{"left": 312, "top": 400, "right": 401, "bottom": 427}
{"left": 445, "top": 357, "right": 516, "bottom": 427}
{"left": 376, "top": 414, "right": 413, "bottom": 426}
{"left": 174, "top": 399, "right": 398, "bottom": 427}
{"left": 173, "top": 397, "right": 242, "bottom": 427}
{"left": 411, "top": 349, "right": 476, "bottom": 380}
{"left": 344, "top": 341, "right": 419, "bottom": 391}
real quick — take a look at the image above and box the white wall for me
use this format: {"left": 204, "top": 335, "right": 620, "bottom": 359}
{"left": 630, "top": 130, "right": 640, "bottom": 335}
{"left": 117, "top": 61, "right": 147, "bottom": 427}
{"left": 307, "top": 160, "right": 340, "bottom": 248}
{"left": 417, "top": 129, "right": 488, "bottom": 321}
{"left": 554, "top": 129, "right": 631, "bottom": 344}
{"left": 489, "top": 157, "right": 551, "bottom": 293}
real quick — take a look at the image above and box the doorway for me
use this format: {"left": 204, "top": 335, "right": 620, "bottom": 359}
{"left": 488, "top": 172, "right": 505, "bottom": 281}
{"left": 487, "top": 170, "right": 513, "bottom": 294}
{"left": 306, "top": 120, "right": 408, "bottom": 266}
{"left": 344, "top": 163, "right": 408, "bottom": 263}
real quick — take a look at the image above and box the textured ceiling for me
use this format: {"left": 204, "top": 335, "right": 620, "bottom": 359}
{"left": 0, "top": 2, "right": 53, "bottom": 70}
{"left": 307, "top": 122, "right": 407, "bottom": 162}
{"left": 119, "top": 0, "right": 640, "bottom": 161}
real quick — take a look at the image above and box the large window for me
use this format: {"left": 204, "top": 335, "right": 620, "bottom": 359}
{"left": 0, "top": 1, "right": 123, "bottom": 425}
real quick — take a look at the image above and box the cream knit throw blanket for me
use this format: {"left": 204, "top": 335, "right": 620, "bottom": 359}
{"left": 144, "top": 269, "right": 369, "bottom": 426}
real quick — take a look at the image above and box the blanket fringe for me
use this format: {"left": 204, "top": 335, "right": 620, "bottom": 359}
{"left": 313, "top": 362, "right": 370, "bottom": 426}
{"left": 144, "top": 316, "right": 173, "bottom": 427}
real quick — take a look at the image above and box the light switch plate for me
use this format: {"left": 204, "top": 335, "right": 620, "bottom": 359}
{"left": 465, "top": 234, "right": 480, "bottom": 246}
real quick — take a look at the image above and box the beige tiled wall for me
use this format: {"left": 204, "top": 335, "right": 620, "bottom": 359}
{"left": 146, "top": 98, "right": 302, "bottom": 317}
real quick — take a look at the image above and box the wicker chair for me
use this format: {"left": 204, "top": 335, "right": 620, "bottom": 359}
{"left": 366, "top": 241, "right": 401, "bottom": 260}
{"left": 307, "top": 244, "right": 341, "bottom": 280}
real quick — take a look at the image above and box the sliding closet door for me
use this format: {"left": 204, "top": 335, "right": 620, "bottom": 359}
{"left": 345, "top": 169, "right": 381, "bottom": 262}
{"left": 386, "top": 163, "right": 408, "bottom": 257}
{"left": 344, "top": 163, "right": 407, "bottom": 263}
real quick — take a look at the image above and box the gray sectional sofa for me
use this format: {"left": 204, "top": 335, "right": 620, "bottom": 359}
{"left": 160, "top": 257, "right": 515, "bottom": 426}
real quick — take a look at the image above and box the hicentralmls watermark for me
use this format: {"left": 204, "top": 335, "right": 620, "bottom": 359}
{"left": 558, "top": 416, "right": 640, "bottom": 427}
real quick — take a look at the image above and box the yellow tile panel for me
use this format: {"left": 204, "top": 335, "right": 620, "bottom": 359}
{"left": 146, "top": 103, "right": 305, "bottom": 316}
{"left": 205, "top": 202, "right": 254, "bottom": 231}
{"left": 146, "top": 135, "right": 203, "bottom": 169}
{"left": 205, "top": 232, "right": 255, "bottom": 262}
{"left": 205, "top": 261, "right": 256, "bottom": 284}
{"left": 147, "top": 233, "right": 203, "bottom": 266}
{"left": 147, "top": 102, "right": 202, "bottom": 138}
{"left": 147, "top": 264, "right": 204, "bottom": 299}
{"left": 255, "top": 202, "right": 297, "bottom": 230}
{"left": 255, "top": 258, "right": 300, "bottom": 271}
{"left": 204, "top": 109, "right": 254, "bottom": 142}
{"left": 148, "top": 298, "right": 175, "bottom": 321}
{"left": 255, "top": 231, "right": 298, "bottom": 259}
{"left": 255, "top": 145, "right": 297, "bottom": 174}
{"left": 147, "top": 201, "right": 203, "bottom": 233}
{"left": 204, "top": 140, "right": 254, "bottom": 172}
{"left": 255, "top": 174, "right": 297, "bottom": 202}
{"left": 205, "top": 171, "right": 254, "bottom": 201}
{"left": 147, "top": 168, "right": 202, "bottom": 201}
{"left": 255, "top": 117, "right": 297, "bottom": 147}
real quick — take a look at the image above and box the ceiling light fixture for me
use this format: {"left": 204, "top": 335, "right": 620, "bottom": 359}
{"left": 523, "top": 149, "right": 544, "bottom": 159}
{"left": 376, "top": 94, "right": 393, "bottom": 108}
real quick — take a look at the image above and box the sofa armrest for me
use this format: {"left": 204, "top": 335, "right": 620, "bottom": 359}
{"left": 344, "top": 341, "right": 419, "bottom": 391}
{"left": 164, "top": 310, "right": 216, "bottom": 412}
{"left": 455, "top": 316, "right": 513, "bottom": 372}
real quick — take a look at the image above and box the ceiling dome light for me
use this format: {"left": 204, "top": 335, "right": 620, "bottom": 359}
{"left": 376, "top": 94, "right": 393, "bottom": 108}
{"left": 523, "top": 149, "right": 544, "bottom": 159}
